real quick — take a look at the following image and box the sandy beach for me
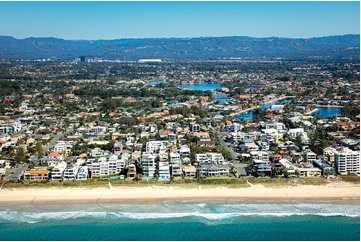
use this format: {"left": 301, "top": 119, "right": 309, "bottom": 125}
{"left": 0, "top": 182, "right": 359, "bottom": 204}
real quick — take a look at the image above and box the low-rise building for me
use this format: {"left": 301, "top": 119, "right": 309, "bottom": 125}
{"left": 23, "top": 170, "right": 50, "bottom": 180}
{"left": 63, "top": 165, "right": 79, "bottom": 180}
{"left": 51, "top": 161, "right": 67, "bottom": 180}
{"left": 76, "top": 166, "right": 89, "bottom": 180}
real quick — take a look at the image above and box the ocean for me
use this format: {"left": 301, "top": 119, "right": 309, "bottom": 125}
{"left": 0, "top": 200, "right": 359, "bottom": 241}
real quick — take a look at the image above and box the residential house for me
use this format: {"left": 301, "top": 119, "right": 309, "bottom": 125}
{"left": 303, "top": 150, "right": 317, "bottom": 162}
{"left": 171, "top": 164, "right": 183, "bottom": 177}
{"left": 127, "top": 164, "right": 137, "bottom": 178}
{"left": 252, "top": 159, "right": 272, "bottom": 177}
{"left": 297, "top": 167, "right": 322, "bottom": 177}
{"left": 250, "top": 151, "right": 269, "bottom": 162}
{"left": 183, "top": 165, "right": 197, "bottom": 177}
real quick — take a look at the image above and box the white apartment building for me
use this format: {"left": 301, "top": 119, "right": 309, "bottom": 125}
{"left": 146, "top": 141, "right": 166, "bottom": 153}
{"left": 76, "top": 166, "right": 89, "bottom": 180}
{"left": 288, "top": 128, "right": 309, "bottom": 141}
{"left": 170, "top": 152, "right": 181, "bottom": 164}
{"left": 51, "top": 161, "right": 67, "bottom": 180}
{"left": 264, "top": 123, "right": 286, "bottom": 131}
{"left": 141, "top": 153, "right": 157, "bottom": 179}
{"left": 89, "top": 126, "right": 107, "bottom": 134}
{"left": 231, "top": 132, "right": 244, "bottom": 142}
{"left": 91, "top": 148, "right": 105, "bottom": 157}
{"left": 53, "top": 142, "right": 73, "bottom": 155}
{"left": 303, "top": 150, "right": 317, "bottom": 162}
{"left": 63, "top": 165, "right": 80, "bottom": 180}
{"left": 195, "top": 154, "right": 211, "bottom": 164}
{"left": 91, "top": 157, "right": 110, "bottom": 177}
{"left": 195, "top": 153, "right": 225, "bottom": 165}
{"left": 334, "top": 148, "right": 360, "bottom": 175}
{"left": 179, "top": 145, "right": 190, "bottom": 156}
{"left": 250, "top": 151, "right": 269, "bottom": 162}
{"left": 158, "top": 161, "right": 170, "bottom": 181}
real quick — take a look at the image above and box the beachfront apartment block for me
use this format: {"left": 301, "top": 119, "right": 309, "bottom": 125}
{"left": 23, "top": 170, "right": 50, "bottom": 180}
{"left": 198, "top": 165, "right": 230, "bottom": 177}
{"left": 278, "top": 158, "right": 296, "bottom": 176}
{"left": 76, "top": 166, "right": 89, "bottom": 180}
{"left": 183, "top": 165, "right": 197, "bottom": 177}
{"left": 63, "top": 165, "right": 80, "bottom": 180}
{"left": 171, "top": 164, "right": 183, "bottom": 177}
{"left": 141, "top": 153, "right": 157, "bottom": 178}
{"left": 51, "top": 161, "right": 67, "bottom": 180}
{"left": 91, "top": 158, "right": 110, "bottom": 177}
{"left": 250, "top": 151, "right": 269, "bottom": 162}
{"left": 252, "top": 159, "right": 272, "bottom": 177}
{"left": 108, "top": 154, "right": 126, "bottom": 174}
{"left": 334, "top": 147, "right": 360, "bottom": 175}
{"left": 127, "top": 164, "right": 137, "bottom": 178}
{"left": 158, "top": 161, "right": 170, "bottom": 181}
{"left": 297, "top": 167, "right": 322, "bottom": 177}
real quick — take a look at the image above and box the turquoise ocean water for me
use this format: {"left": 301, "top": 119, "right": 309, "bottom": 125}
{"left": 0, "top": 200, "right": 359, "bottom": 241}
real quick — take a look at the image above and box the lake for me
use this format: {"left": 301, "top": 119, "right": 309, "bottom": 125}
{"left": 234, "top": 98, "right": 294, "bottom": 121}
{"left": 148, "top": 80, "right": 166, "bottom": 86}
{"left": 176, "top": 82, "right": 231, "bottom": 102}
{"left": 175, "top": 82, "right": 221, "bottom": 91}
{"left": 312, "top": 107, "right": 342, "bottom": 118}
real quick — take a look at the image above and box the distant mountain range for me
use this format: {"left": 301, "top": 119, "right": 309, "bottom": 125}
{"left": 0, "top": 34, "right": 359, "bottom": 61}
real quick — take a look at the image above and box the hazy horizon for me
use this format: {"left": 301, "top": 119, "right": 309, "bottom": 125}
{"left": 1, "top": 33, "right": 360, "bottom": 42}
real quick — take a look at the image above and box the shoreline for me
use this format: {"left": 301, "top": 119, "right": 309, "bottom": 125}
{"left": 231, "top": 96, "right": 295, "bottom": 117}
{"left": 0, "top": 183, "right": 359, "bottom": 205}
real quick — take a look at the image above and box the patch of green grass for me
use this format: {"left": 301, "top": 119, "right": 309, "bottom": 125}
{"left": 197, "top": 177, "right": 246, "bottom": 185}
{"left": 300, "top": 177, "right": 327, "bottom": 185}
{"left": 340, "top": 175, "right": 360, "bottom": 184}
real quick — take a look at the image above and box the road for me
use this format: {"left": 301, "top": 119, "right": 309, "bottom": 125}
{"left": 43, "top": 127, "right": 74, "bottom": 153}
{"left": 211, "top": 127, "right": 239, "bottom": 162}
{"left": 5, "top": 163, "right": 30, "bottom": 181}
{"left": 3, "top": 127, "right": 74, "bottom": 181}
{"left": 211, "top": 127, "right": 247, "bottom": 176}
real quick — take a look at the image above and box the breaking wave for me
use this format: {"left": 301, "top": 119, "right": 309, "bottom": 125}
{"left": 0, "top": 201, "right": 359, "bottom": 224}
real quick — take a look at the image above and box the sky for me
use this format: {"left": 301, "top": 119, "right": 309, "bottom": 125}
{"left": 0, "top": 1, "right": 359, "bottom": 40}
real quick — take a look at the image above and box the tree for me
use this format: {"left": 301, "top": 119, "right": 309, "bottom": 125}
{"left": 36, "top": 142, "right": 44, "bottom": 159}
{"left": 15, "top": 147, "right": 26, "bottom": 163}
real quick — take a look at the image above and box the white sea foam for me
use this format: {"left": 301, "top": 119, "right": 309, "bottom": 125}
{"left": 0, "top": 202, "right": 359, "bottom": 223}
